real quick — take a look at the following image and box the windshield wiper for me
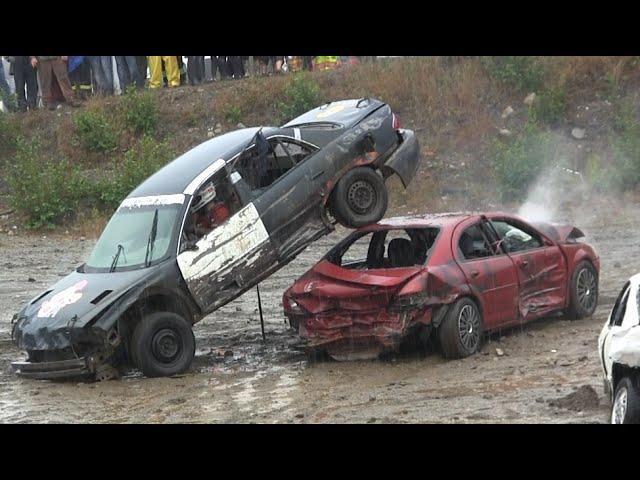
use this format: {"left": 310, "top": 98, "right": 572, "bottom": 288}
{"left": 145, "top": 209, "right": 159, "bottom": 268}
{"left": 110, "top": 244, "right": 125, "bottom": 273}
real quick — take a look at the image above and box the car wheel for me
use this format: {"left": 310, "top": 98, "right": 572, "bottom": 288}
{"left": 566, "top": 260, "right": 598, "bottom": 319}
{"left": 331, "top": 167, "right": 388, "bottom": 228}
{"left": 131, "top": 311, "right": 196, "bottom": 378}
{"left": 612, "top": 376, "right": 640, "bottom": 424}
{"left": 438, "top": 297, "right": 483, "bottom": 359}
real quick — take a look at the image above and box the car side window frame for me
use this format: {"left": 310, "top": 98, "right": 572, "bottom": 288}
{"left": 456, "top": 222, "right": 498, "bottom": 262}
{"left": 228, "top": 136, "right": 319, "bottom": 194}
{"left": 610, "top": 282, "right": 631, "bottom": 327}
{"left": 489, "top": 218, "right": 545, "bottom": 254}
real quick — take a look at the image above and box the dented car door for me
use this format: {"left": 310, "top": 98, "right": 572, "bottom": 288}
{"left": 489, "top": 217, "right": 567, "bottom": 321}
{"left": 177, "top": 162, "right": 277, "bottom": 313}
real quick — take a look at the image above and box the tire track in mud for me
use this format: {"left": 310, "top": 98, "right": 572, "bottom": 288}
{"left": 0, "top": 200, "right": 637, "bottom": 423}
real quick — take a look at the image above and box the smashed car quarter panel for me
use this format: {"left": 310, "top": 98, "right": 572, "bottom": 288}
{"left": 381, "top": 129, "right": 420, "bottom": 188}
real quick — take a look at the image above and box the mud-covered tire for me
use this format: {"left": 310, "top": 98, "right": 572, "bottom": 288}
{"left": 612, "top": 376, "right": 640, "bottom": 424}
{"left": 331, "top": 167, "right": 388, "bottom": 228}
{"left": 438, "top": 297, "right": 483, "bottom": 359}
{"left": 566, "top": 260, "right": 598, "bottom": 319}
{"left": 131, "top": 311, "right": 195, "bottom": 378}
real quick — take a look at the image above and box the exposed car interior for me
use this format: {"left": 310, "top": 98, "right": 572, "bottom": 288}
{"left": 328, "top": 228, "right": 440, "bottom": 269}
{"left": 491, "top": 220, "right": 542, "bottom": 253}
{"left": 235, "top": 135, "right": 315, "bottom": 192}
{"left": 180, "top": 168, "right": 243, "bottom": 251}
{"left": 458, "top": 224, "right": 495, "bottom": 260}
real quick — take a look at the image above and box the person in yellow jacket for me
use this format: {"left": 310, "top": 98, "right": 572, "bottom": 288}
{"left": 147, "top": 56, "right": 180, "bottom": 88}
{"left": 314, "top": 56, "right": 338, "bottom": 71}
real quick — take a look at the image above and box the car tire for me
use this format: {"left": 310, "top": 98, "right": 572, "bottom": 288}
{"left": 331, "top": 167, "right": 388, "bottom": 228}
{"left": 612, "top": 376, "right": 640, "bottom": 424}
{"left": 438, "top": 297, "right": 483, "bottom": 359}
{"left": 566, "top": 260, "right": 598, "bottom": 319}
{"left": 131, "top": 311, "right": 195, "bottom": 378}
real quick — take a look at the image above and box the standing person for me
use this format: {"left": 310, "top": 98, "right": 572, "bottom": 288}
{"left": 136, "top": 56, "right": 148, "bottom": 85}
{"left": 302, "top": 56, "right": 313, "bottom": 71}
{"left": 147, "top": 56, "right": 180, "bottom": 88}
{"left": 115, "top": 56, "right": 144, "bottom": 91}
{"left": 0, "top": 59, "right": 13, "bottom": 110}
{"left": 6, "top": 56, "right": 38, "bottom": 111}
{"left": 87, "top": 56, "right": 114, "bottom": 95}
{"left": 68, "top": 56, "right": 93, "bottom": 100}
{"left": 228, "top": 56, "right": 244, "bottom": 79}
{"left": 186, "top": 56, "right": 205, "bottom": 85}
{"left": 254, "top": 56, "right": 269, "bottom": 76}
{"left": 273, "top": 56, "right": 285, "bottom": 74}
{"left": 30, "top": 56, "right": 81, "bottom": 109}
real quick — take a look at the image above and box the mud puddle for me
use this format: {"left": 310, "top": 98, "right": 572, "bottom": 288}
{"left": 0, "top": 198, "right": 637, "bottom": 423}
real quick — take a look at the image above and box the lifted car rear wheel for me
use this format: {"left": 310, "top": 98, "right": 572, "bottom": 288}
{"left": 567, "top": 260, "right": 598, "bottom": 319}
{"left": 131, "top": 312, "right": 195, "bottom": 378}
{"left": 331, "top": 167, "right": 388, "bottom": 228}
{"left": 612, "top": 376, "right": 640, "bottom": 424}
{"left": 438, "top": 297, "right": 483, "bottom": 359}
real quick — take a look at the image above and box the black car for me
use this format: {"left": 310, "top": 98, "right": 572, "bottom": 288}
{"left": 11, "top": 98, "right": 420, "bottom": 380}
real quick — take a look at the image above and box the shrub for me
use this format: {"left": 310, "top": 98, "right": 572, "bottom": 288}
{"left": 99, "top": 135, "right": 175, "bottom": 209}
{"left": 121, "top": 86, "right": 157, "bottom": 135}
{"left": 482, "top": 56, "right": 545, "bottom": 92}
{"left": 0, "top": 112, "right": 17, "bottom": 158}
{"left": 73, "top": 108, "right": 117, "bottom": 152}
{"left": 223, "top": 104, "right": 242, "bottom": 125}
{"left": 609, "top": 106, "right": 640, "bottom": 189}
{"left": 6, "top": 137, "right": 87, "bottom": 228}
{"left": 276, "top": 73, "right": 321, "bottom": 122}
{"left": 491, "top": 120, "right": 554, "bottom": 200}
{"left": 531, "top": 87, "right": 566, "bottom": 125}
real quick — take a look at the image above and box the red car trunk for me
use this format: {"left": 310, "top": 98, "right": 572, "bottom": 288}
{"left": 285, "top": 260, "right": 430, "bottom": 358}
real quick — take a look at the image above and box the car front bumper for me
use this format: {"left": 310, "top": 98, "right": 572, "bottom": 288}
{"left": 11, "top": 357, "right": 92, "bottom": 380}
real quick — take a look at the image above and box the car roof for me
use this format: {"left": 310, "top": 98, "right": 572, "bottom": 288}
{"left": 282, "top": 98, "right": 385, "bottom": 129}
{"left": 128, "top": 127, "right": 281, "bottom": 197}
{"left": 359, "top": 212, "right": 517, "bottom": 231}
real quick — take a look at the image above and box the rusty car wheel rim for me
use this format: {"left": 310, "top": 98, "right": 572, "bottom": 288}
{"left": 347, "top": 180, "right": 376, "bottom": 214}
{"left": 577, "top": 268, "right": 597, "bottom": 313}
{"left": 152, "top": 328, "right": 181, "bottom": 364}
{"left": 612, "top": 386, "right": 628, "bottom": 424}
{"left": 458, "top": 304, "right": 480, "bottom": 351}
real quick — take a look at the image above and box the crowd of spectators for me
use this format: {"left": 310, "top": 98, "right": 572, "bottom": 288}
{"left": 0, "top": 56, "right": 370, "bottom": 113}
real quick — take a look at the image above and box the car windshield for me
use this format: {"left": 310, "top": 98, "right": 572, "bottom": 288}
{"left": 85, "top": 195, "right": 185, "bottom": 272}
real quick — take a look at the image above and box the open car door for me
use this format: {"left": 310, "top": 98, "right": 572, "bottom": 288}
{"left": 177, "top": 160, "right": 278, "bottom": 313}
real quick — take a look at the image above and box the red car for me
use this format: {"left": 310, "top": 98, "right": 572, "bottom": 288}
{"left": 283, "top": 212, "right": 600, "bottom": 360}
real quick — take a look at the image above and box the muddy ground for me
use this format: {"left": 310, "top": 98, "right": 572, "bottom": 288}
{"left": 0, "top": 197, "right": 637, "bottom": 423}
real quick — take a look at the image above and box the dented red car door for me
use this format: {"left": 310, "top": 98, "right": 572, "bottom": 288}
{"left": 452, "top": 217, "right": 519, "bottom": 329}
{"left": 488, "top": 216, "right": 567, "bottom": 322}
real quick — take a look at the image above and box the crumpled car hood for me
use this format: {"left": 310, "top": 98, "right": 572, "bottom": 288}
{"left": 13, "top": 266, "right": 159, "bottom": 350}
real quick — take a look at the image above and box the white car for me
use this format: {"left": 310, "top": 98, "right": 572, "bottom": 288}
{"left": 598, "top": 273, "right": 640, "bottom": 423}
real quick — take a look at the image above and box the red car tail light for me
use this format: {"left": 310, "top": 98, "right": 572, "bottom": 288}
{"left": 284, "top": 296, "right": 305, "bottom": 315}
{"left": 389, "top": 291, "right": 429, "bottom": 311}
{"left": 392, "top": 113, "right": 400, "bottom": 130}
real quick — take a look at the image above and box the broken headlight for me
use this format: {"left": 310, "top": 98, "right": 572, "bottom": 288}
{"left": 284, "top": 297, "right": 305, "bottom": 315}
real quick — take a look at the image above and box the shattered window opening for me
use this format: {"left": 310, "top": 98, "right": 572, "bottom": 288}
{"left": 458, "top": 223, "right": 495, "bottom": 260}
{"left": 328, "top": 228, "right": 439, "bottom": 270}
{"left": 610, "top": 282, "right": 631, "bottom": 327}
{"left": 490, "top": 220, "right": 543, "bottom": 253}
{"left": 235, "top": 138, "right": 315, "bottom": 192}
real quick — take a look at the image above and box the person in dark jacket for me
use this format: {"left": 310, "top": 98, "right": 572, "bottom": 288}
{"left": 187, "top": 56, "right": 205, "bottom": 85}
{"left": 115, "top": 56, "right": 144, "bottom": 91}
{"left": 87, "top": 56, "right": 114, "bottom": 95}
{"left": 8, "top": 56, "right": 38, "bottom": 111}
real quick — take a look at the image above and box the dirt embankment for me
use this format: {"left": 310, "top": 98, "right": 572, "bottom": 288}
{"left": 0, "top": 197, "right": 636, "bottom": 423}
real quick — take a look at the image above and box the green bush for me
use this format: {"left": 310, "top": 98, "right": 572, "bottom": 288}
{"left": 531, "top": 87, "right": 566, "bottom": 125}
{"left": 99, "top": 135, "right": 175, "bottom": 209}
{"left": 73, "top": 108, "right": 117, "bottom": 152}
{"left": 121, "top": 86, "right": 157, "bottom": 135}
{"left": 6, "top": 137, "right": 87, "bottom": 229}
{"left": 223, "top": 104, "right": 242, "bottom": 125}
{"left": 277, "top": 73, "right": 321, "bottom": 122}
{"left": 491, "top": 120, "right": 553, "bottom": 200}
{"left": 0, "top": 112, "right": 17, "bottom": 158}
{"left": 482, "top": 56, "right": 545, "bottom": 92}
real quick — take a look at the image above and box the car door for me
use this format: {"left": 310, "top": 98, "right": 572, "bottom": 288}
{"left": 600, "top": 281, "right": 634, "bottom": 384}
{"left": 488, "top": 216, "right": 567, "bottom": 322}
{"left": 453, "top": 218, "right": 519, "bottom": 329}
{"left": 176, "top": 160, "right": 278, "bottom": 313}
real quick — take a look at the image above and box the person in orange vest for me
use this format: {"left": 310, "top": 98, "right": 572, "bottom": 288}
{"left": 147, "top": 56, "right": 180, "bottom": 88}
